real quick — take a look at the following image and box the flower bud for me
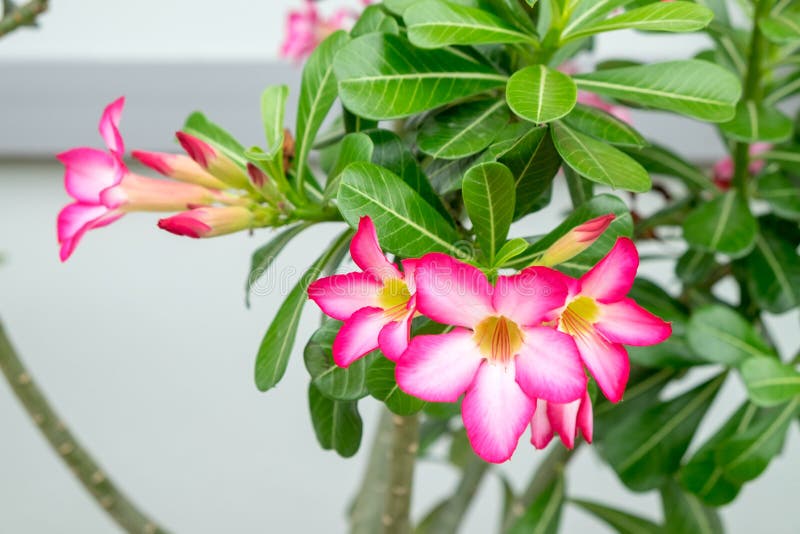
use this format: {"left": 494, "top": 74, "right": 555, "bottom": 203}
{"left": 176, "top": 132, "right": 251, "bottom": 190}
{"left": 536, "top": 214, "right": 615, "bottom": 267}
{"left": 247, "top": 163, "right": 283, "bottom": 205}
{"left": 100, "top": 173, "right": 224, "bottom": 212}
{"left": 157, "top": 206, "right": 255, "bottom": 238}
{"left": 131, "top": 150, "right": 230, "bottom": 190}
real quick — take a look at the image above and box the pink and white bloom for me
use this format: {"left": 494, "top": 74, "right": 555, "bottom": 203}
{"left": 712, "top": 143, "right": 772, "bottom": 191}
{"left": 158, "top": 206, "right": 255, "bottom": 238}
{"left": 530, "top": 390, "right": 593, "bottom": 450}
{"left": 396, "top": 254, "right": 586, "bottom": 463}
{"left": 308, "top": 216, "right": 417, "bottom": 365}
{"left": 280, "top": 0, "right": 353, "bottom": 61}
{"left": 537, "top": 214, "right": 615, "bottom": 267}
{"left": 555, "top": 238, "right": 672, "bottom": 403}
{"left": 132, "top": 150, "right": 229, "bottom": 190}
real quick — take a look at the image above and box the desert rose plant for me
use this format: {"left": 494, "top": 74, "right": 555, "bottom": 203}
{"left": 2, "top": 0, "right": 800, "bottom": 532}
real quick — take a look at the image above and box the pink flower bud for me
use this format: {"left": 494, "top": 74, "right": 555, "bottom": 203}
{"left": 176, "top": 132, "right": 250, "bottom": 190}
{"left": 537, "top": 214, "right": 615, "bottom": 267}
{"left": 157, "top": 206, "right": 255, "bottom": 238}
{"left": 131, "top": 150, "right": 230, "bottom": 190}
{"left": 100, "top": 173, "right": 226, "bottom": 212}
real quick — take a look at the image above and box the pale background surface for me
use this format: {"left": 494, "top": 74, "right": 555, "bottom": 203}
{"left": 1, "top": 1, "right": 798, "bottom": 532}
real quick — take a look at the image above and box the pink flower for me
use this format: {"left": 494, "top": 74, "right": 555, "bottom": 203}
{"left": 308, "top": 216, "right": 418, "bottom": 365}
{"left": 712, "top": 143, "right": 772, "bottom": 191}
{"left": 577, "top": 92, "right": 633, "bottom": 124}
{"left": 555, "top": 238, "right": 672, "bottom": 403}
{"left": 530, "top": 390, "right": 593, "bottom": 450}
{"left": 132, "top": 150, "right": 229, "bottom": 190}
{"left": 280, "top": 1, "right": 355, "bottom": 61}
{"left": 537, "top": 214, "right": 615, "bottom": 267}
{"left": 157, "top": 206, "right": 255, "bottom": 238}
{"left": 395, "top": 254, "right": 586, "bottom": 463}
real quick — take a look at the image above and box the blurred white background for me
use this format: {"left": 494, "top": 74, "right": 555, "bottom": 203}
{"left": 1, "top": 1, "right": 798, "bottom": 533}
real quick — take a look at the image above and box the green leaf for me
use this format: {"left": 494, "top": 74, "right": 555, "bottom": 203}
{"left": 598, "top": 375, "right": 725, "bottom": 491}
{"left": 494, "top": 238, "right": 531, "bottom": 266}
{"left": 760, "top": 10, "right": 800, "bottom": 44}
{"left": 563, "top": 104, "right": 648, "bottom": 147}
{"left": 628, "top": 278, "right": 689, "bottom": 329}
{"left": 351, "top": 4, "right": 400, "bottom": 37}
{"left": 334, "top": 33, "right": 507, "bottom": 120}
{"left": 296, "top": 30, "right": 351, "bottom": 195}
{"left": 337, "top": 162, "right": 463, "bottom": 258}
{"left": 304, "top": 320, "right": 375, "bottom": 401}
{"left": 719, "top": 100, "right": 794, "bottom": 143}
{"left": 183, "top": 111, "right": 246, "bottom": 165}
{"left": 404, "top": 0, "right": 536, "bottom": 48}
{"left": 740, "top": 357, "right": 800, "bottom": 407}
{"left": 661, "top": 479, "right": 723, "bottom": 534}
{"left": 245, "top": 223, "right": 310, "bottom": 307}
{"left": 506, "top": 66, "right": 577, "bottom": 124}
{"left": 686, "top": 305, "right": 776, "bottom": 366}
{"left": 755, "top": 172, "right": 800, "bottom": 220}
{"left": 323, "top": 133, "right": 375, "bottom": 198}
{"left": 562, "top": 0, "right": 637, "bottom": 37}
{"left": 675, "top": 248, "right": 717, "bottom": 286}
{"left": 417, "top": 99, "right": 510, "bottom": 159}
{"left": 745, "top": 215, "right": 800, "bottom": 313}
{"left": 682, "top": 191, "right": 757, "bottom": 257}
{"left": 254, "top": 230, "right": 352, "bottom": 391}
{"left": 507, "top": 476, "right": 564, "bottom": 534}
{"left": 574, "top": 60, "right": 741, "bottom": 122}
{"left": 624, "top": 143, "right": 715, "bottom": 192}
{"left": 506, "top": 194, "right": 633, "bottom": 274}
{"left": 563, "top": 2, "right": 713, "bottom": 42}
{"left": 261, "top": 84, "right": 288, "bottom": 157}
{"left": 570, "top": 499, "right": 662, "bottom": 534}
{"left": 758, "top": 147, "right": 800, "bottom": 174}
{"left": 551, "top": 121, "right": 651, "bottom": 192}
{"left": 308, "top": 383, "right": 363, "bottom": 457}
{"left": 462, "top": 162, "right": 515, "bottom": 264}
{"left": 366, "top": 357, "right": 426, "bottom": 415}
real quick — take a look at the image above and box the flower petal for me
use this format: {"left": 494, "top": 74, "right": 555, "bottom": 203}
{"left": 414, "top": 253, "right": 493, "bottom": 329}
{"left": 400, "top": 258, "right": 418, "bottom": 293}
{"left": 515, "top": 326, "right": 586, "bottom": 403}
{"left": 594, "top": 298, "right": 672, "bottom": 346}
{"left": 547, "top": 395, "right": 582, "bottom": 449}
{"left": 395, "top": 329, "right": 482, "bottom": 402}
{"left": 577, "top": 390, "right": 593, "bottom": 444}
{"left": 529, "top": 399, "right": 554, "bottom": 449}
{"left": 57, "top": 148, "right": 123, "bottom": 203}
{"left": 571, "top": 328, "right": 630, "bottom": 403}
{"left": 308, "top": 272, "right": 383, "bottom": 321}
{"left": 378, "top": 310, "right": 413, "bottom": 362}
{"left": 493, "top": 267, "right": 569, "bottom": 326}
{"left": 99, "top": 97, "right": 125, "bottom": 155}
{"left": 332, "top": 307, "right": 387, "bottom": 367}
{"left": 462, "top": 361, "right": 534, "bottom": 463}
{"left": 351, "top": 216, "right": 402, "bottom": 281}
{"left": 579, "top": 237, "right": 638, "bottom": 303}
{"left": 57, "top": 203, "right": 123, "bottom": 261}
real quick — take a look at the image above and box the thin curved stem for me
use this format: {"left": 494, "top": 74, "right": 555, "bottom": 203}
{"left": 0, "top": 321, "right": 170, "bottom": 534}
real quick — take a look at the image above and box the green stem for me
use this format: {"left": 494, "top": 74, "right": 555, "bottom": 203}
{"left": 420, "top": 455, "right": 489, "bottom": 534}
{"left": 0, "top": 322, "right": 170, "bottom": 534}
{"left": 350, "top": 408, "right": 396, "bottom": 534}
{"left": 564, "top": 166, "right": 592, "bottom": 207}
{"left": 0, "top": 0, "right": 47, "bottom": 38}
{"left": 383, "top": 414, "right": 420, "bottom": 534}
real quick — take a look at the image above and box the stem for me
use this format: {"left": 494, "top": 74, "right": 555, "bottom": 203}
{"left": 0, "top": 322, "right": 170, "bottom": 534}
{"left": 0, "top": 0, "right": 48, "bottom": 38}
{"left": 564, "top": 166, "right": 592, "bottom": 207}
{"left": 350, "top": 408, "right": 395, "bottom": 534}
{"left": 421, "top": 456, "right": 489, "bottom": 534}
{"left": 383, "top": 414, "right": 420, "bottom": 534}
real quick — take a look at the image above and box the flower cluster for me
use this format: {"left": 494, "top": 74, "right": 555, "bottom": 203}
{"left": 281, "top": 0, "right": 372, "bottom": 61}
{"left": 57, "top": 98, "right": 284, "bottom": 261}
{"left": 309, "top": 217, "right": 671, "bottom": 463}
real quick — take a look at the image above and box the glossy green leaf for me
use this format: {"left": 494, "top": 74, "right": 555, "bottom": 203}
{"left": 494, "top": 238, "right": 531, "bottom": 266}
{"left": 687, "top": 305, "right": 776, "bottom": 366}
{"left": 323, "top": 133, "right": 375, "bottom": 199}
{"left": 563, "top": 2, "right": 713, "bottom": 42}
{"left": 598, "top": 375, "right": 725, "bottom": 491}
{"left": 334, "top": 33, "right": 507, "bottom": 120}
{"left": 337, "top": 162, "right": 462, "bottom": 258}
{"left": 351, "top": 4, "right": 400, "bottom": 37}
{"left": 682, "top": 191, "right": 757, "bottom": 257}
{"left": 675, "top": 248, "right": 718, "bottom": 286}
{"left": 183, "top": 111, "right": 247, "bottom": 165}
{"left": 661, "top": 479, "right": 723, "bottom": 534}
{"left": 296, "top": 31, "right": 351, "bottom": 194}
{"left": 563, "top": 104, "right": 648, "bottom": 147}
{"left": 462, "top": 162, "right": 515, "bottom": 263}
{"left": 624, "top": 143, "right": 715, "bottom": 192}
{"left": 760, "top": 10, "right": 800, "bottom": 44}
{"left": 308, "top": 383, "right": 363, "bottom": 457}
{"left": 551, "top": 121, "right": 651, "bottom": 192}
{"left": 425, "top": 154, "right": 482, "bottom": 195}
{"left": 574, "top": 61, "right": 741, "bottom": 122}
{"left": 261, "top": 84, "right": 288, "bottom": 157}
{"left": 405, "top": 0, "right": 536, "bottom": 48}
{"left": 417, "top": 99, "right": 510, "bottom": 159}
{"left": 758, "top": 147, "right": 800, "bottom": 174}
{"left": 366, "top": 357, "right": 426, "bottom": 415}
{"left": 740, "top": 357, "right": 800, "bottom": 407}
{"left": 719, "top": 100, "right": 793, "bottom": 143}
{"left": 255, "top": 230, "right": 352, "bottom": 391}
{"left": 571, "top": 499, "right": 662, "bottom": 534}
{"left": 304, "top": 320, "right": 376, "bottom": 401}
{"left": 245, "top": 223, "right": 310, "bottom": 307}
{"left": 562, "top": 0, "right": 637, "bottom": 37}
{"left": 507, "top": 476, "right": 564, "bottom": 534}
{"left": 755, "top": 173, "right": 800, "bottom": 220}
{"left": 745, "top": 216, "right": 800, "bottom": 313}
{"left": 765, "top": 70, "right": 800, "bottom": 105}
{"left": 506, "top": 66, "right": 577, "bottom": 124}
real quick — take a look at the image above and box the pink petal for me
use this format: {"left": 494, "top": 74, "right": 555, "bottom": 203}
{"left": 515, "top": 326, "right": 586, "bottom": 403}
{"left": 307, "top": 272, "right": 383, "bottom": 321}
{"left": 462, "top": 361, "right": 535, "bottom": 463}
{"left": 577, "top": 389, "right": 593, "bottom": 444}
{"left": 350, "top": 217, "right": 402, "bottom": 281}
{"left": 57, "top": 148, "right": 123, "bottom": 203}
{"left": 579, "top": 237, "right": 638, "bottom": 303}
{"left": 572, "top": 328, "right": 630, "bottom": 403}
{"left": 57, "top": 203, "right": 123, "bottom": 261}
{"left": 493, "top": 267, "right": 570, "bottom": 326}
{"left": 400, "top": 258, "right": 418, "bottom": 293}
{"left": 547, "top": 394, "right": 583, "bottom": 449}
{"left": 99, "top": 97, "right": 125, "bottom": 155}
{"left": 332, "top": 306, "right": 388, "bottom": 367}
{"left": 378, "top": 310, "right": 413, "bottom": 362}
{"left": 529, "top": 399, "right": 554, "bottom": 449}
{"left": 594, "top": 298, "right": 672, "bottom": 346}
{"left": 414, "top": 253, "right": 493, "bottom": 329}
{"left": 395, "top": 329, "right": 483, "bottom": 402}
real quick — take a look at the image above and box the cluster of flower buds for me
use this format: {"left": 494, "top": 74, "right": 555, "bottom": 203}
{"left": 56, "top": 98, "right": 292, "bottom": 261}
{"left": 308, "top": 216, "right": 671, "bottom": 463}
